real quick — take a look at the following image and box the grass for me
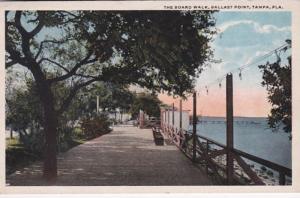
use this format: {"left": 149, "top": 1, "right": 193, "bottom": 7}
{"left": 6, "top": 137, "right": 41, "bottom": 175}
{"left": 6, "top": 127, "right": 112, "bottom": 175}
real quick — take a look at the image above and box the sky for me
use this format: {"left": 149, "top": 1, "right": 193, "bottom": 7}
{"left": 158, "top": 11, "right": 291, "bottom": 117}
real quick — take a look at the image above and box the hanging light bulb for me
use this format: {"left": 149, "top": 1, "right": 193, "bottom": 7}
{"left": 218, "top": 80, "right": 222, "bottom": 88}
{"left": 239, "top": 69, "right": 242, "bottom": 80}
{"left": 205, "top": 86, "right": 209, "bottom": 95}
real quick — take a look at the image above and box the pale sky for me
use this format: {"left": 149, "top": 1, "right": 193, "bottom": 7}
{"left": 159, "top": 11, "right": 291, "bottom": 117}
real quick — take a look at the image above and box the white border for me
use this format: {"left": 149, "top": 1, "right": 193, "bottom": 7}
{"left": 1, "top": 0, "right": 299, "bottom": 194}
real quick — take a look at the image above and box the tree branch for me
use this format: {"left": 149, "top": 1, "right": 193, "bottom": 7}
{"left": 5, "top": 60, "right": 18, "bottom": 69}
{"left": 48, "top": 51, "right": 98, "bottom": 83}
{"left": 59, "top": 11, "right": 80, "bottom": 19}
{"left": 15, "top": 11, "right": 33, "bottom": 60}
{"left": 6, "top": 47, "right": 27, "bottom": 68}
{"left": 39, "top": 58, "right": 70, "bottom": 73}
{"left": 28, "top": 13, "right": 44, "bottom": 37}
{"left": 57, "top": 78, "right": 100, "bottom": 115}
{"left": 35, "top": 39, "right": 74, "bottom": 60}
{"left": 14, "top": 11, "right": 29, "bottom": 37}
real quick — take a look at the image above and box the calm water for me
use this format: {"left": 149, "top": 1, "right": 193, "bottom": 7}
{"left": 189, "top": 117, "right": 291, "bottom": 169}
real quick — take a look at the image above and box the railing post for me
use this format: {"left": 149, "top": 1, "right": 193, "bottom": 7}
{"left": 279, "top": 172, "right": 286, "bottom": 185}
{"left": 167, "top": 108, "right": 169, "bottom": 127}
{"left": 206, "top": 139, "right": 209, "bottom": 173}
{"left": 160, "top": 109, "right": 163, "bottom": 130}
{"left": 172, "top": 103, "right": 175, "bottom": 138}
{"left": 172, "top": 103, "right": 175, "bottom": 126}
{"left": 226, "top": 74, "right": 234, "bottom": 185}
{"left": 192, "top": 92, "right": 197, "bottom": 162}
{"left": 167, "top": 108, "right": 169, "bottom": 134}
{"left": 164, "top": 110, "right": 166, "bottom": 132}
{"left": 179, "top": 99, "right": 182, "bottom": 130}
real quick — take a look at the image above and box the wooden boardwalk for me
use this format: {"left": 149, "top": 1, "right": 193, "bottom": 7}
{"left": 6, "top": 126, "right": 213, "bottom": 186}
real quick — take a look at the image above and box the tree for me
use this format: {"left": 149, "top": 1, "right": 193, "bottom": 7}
{"left": 73, "top": 82, "right": 134, "bottom": 116}
{"left": 6, "top": 79, "right": 43, "bottom": 139}
{"left": 258, "top": 40, "right": 291, "bottom": 134}
{"left": 6, "top": 10, "right": 216, "bottom": 180}
{"left": 130, "top": 93, "right": 161, "bottom": 119}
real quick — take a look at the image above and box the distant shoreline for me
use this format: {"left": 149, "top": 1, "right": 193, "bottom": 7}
{"left": 198, "top": 116, "right": 268, "bottom": 119}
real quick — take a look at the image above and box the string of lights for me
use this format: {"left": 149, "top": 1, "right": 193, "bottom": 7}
{"left": 196, "top": 42, "right": 291, "bottom": 96}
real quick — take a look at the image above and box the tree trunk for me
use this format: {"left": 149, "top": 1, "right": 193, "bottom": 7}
{"left": 43, "top": 99, "right": 58, "bottom": 181}
{"left": 37, "top": 82, "right": 58, "bottom": 182}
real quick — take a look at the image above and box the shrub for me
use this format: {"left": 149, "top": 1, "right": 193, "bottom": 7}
{"left": 57, "top": 126, "right": 74, "bottom": 152}
{"left": 80, "top": 114, "right": 112, "bottom": 139}
{"left": 19, "top": 127, "right": 44, "bottom": 156}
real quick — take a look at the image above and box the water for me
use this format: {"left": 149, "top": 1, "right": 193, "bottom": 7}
{"left": 190, "top": 117, "right": 291, "bottom": 169}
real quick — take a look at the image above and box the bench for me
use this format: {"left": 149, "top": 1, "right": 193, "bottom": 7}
{"left": 152, "top": 127, "right": 164, "bottom": 146}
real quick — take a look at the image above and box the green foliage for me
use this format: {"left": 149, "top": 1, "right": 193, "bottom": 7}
{"left": 5, "top": 11, "right": 216, "bottom": 176}
{"left": 80, "top": 114, "right": 112, "bottom": 139}
{"left": 6, "top": 79, "right": 43, "bottom": 139}
{"left": 130, "top": 93, "right": 161, "bottom": 119}
{"left": 258, "top": 41, "right": 291, "bottom": 133}
{"left": 83, "top": 11, "right": 217, "bottom": 96}
{"left": 75, "top": 82, "right": 134, "bottom": 115}
{"left": 6, "top": 10, "right": 216, "bottom": 97}
{"left": 6, "top": 142, "right": 41, "bottom": 175}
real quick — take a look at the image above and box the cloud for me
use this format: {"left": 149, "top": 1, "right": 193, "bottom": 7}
{"left": 244, "top": 50, "right": 269, "bottom": 65}
{"left": 218, "top": 20, "right": 290, "bottom": 34}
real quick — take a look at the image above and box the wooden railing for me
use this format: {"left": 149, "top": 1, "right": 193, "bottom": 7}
{"left": 158, "top": 124, "right": 291, "bottom": 185}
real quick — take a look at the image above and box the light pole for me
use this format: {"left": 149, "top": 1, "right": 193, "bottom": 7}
{"left": 96, "top": 95, "right": 99, "bottom": 114}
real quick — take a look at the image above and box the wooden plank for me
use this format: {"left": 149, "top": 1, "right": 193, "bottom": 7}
{"left": 279, "top": 172, "right": 286, "bottom": 185}
{"left": 226, "top": 74, "right": 234, "bottom": 185}
{"left": 208, "top": 149, "right": 227, "bottom": 159}
{"left": 192, "top": 92, "right": 197, "bottom": 162}
{"left": 172, "top": 103, "right": 175, "bottom": 126}
{"left": 232, "top": 149, "right": 291, "bottom": 177}
{"left": 198, "top": 135, "right": 227, "bottom": 148}
{"left": 233, "top": 153, "right": 265, "bottom": 185}
{"left": 199, "top": 133, "right": 291, "bottom": 177}
{"left": 179, "top": 99, "right": 182, "bottom": 129}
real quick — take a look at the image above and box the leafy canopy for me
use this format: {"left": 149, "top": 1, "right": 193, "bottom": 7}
{"left": 6, "top": 10, "right": 216, "bottom": 108}
{"left": 130, "top": 93, "right": 161, "bottom": 119}
{"left": 258, "top": 40, "right": 291, "bottom": 133}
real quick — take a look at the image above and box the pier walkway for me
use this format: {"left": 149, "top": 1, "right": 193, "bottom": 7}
{"left": 6, "top": 125, "right": 213, "bottom": 186}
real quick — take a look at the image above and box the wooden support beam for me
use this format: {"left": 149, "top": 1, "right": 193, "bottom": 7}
{"left": 172, "top": 103, "right": 175, "bottom": 126}
{"left": 179, "top": 99, "right": 182, "bottom": 130}
{"left": 167, "top": 109, "right": 169, "bottom": 127}
{"left": 208, "top": 149, "right": 227, "bottom": 159}
{"left": 226, "top": 74, "right": 234, "bottom": 185}
{"left": 160, "top": 109, "right": 163, "bottom": 129}
{"left": 192, "top": 92, "right": 197, "bottom": 162}
{"left": 279, "top": 172, "right": 286, "bottom": 185}
{"left": 233, "top": 153, "right": 265, "bottom": 185}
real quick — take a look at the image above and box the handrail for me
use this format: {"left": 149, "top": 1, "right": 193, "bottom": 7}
{"left": 184, "top": 128, "right": 291, "bottom": 176}
{"left": 164, "top": 125, "right": 291, "bottom": 184}
{"left": 232, "top": 148, "right": 291, "bottom": 177}
{"left": 194, "top": 133, "right": 292, "bottom": 177}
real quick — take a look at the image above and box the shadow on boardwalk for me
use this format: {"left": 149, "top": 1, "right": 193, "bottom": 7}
{"left": 6, "top": 126, "right": 213, "bottom": 186}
